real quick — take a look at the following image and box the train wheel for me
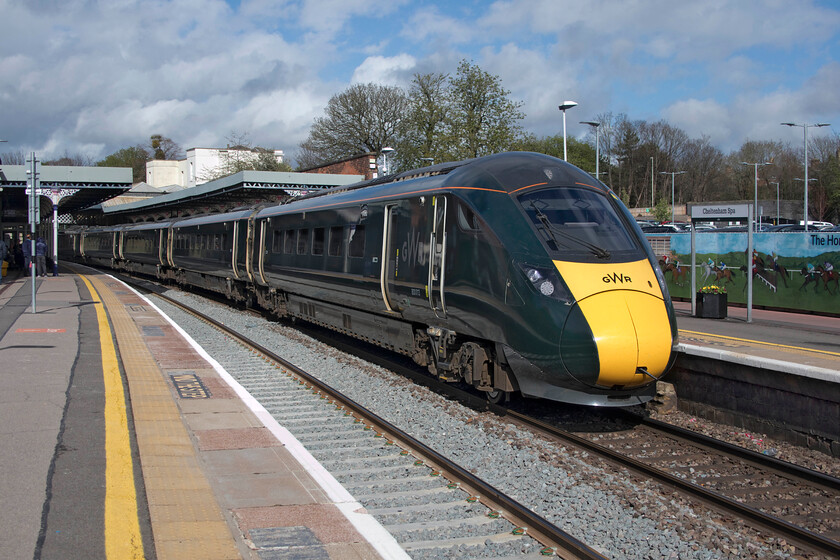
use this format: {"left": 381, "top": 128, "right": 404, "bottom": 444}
{"left": 485, "top": 389, "right": 506, "bottom": 405}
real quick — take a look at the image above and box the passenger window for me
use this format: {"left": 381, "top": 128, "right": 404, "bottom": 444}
{"left": 283, "top": 230, "right": 295, "bottom": 254}
{"left": 297, "top": 229, "right": 309, "bottom": 255}
{"left": 328, "top": 226, "right": 343, "bottom": 256}
{"left": 457, "top": 203, "right": 482, "bottom": 233}
{"left": 312, "top": 227, "right": 325, "bottom": 255}
{"left": 348, "top": 225, "right": 365, "bottom": 258}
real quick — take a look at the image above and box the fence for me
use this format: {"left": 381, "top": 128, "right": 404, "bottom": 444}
{"left": 649, "top": 231, "right": 840, "bottom": 315}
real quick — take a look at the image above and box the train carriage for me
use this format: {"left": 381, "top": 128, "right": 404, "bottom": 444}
{"left": 62, "top": 152, "right": 678, "bottom": 407}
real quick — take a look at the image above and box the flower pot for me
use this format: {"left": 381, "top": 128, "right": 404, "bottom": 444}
{"left": 696, "top": 292, "right": 727, "bottom": 319}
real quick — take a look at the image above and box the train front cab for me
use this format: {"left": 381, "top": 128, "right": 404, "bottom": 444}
{"left": 509, "top": 181, "right": 678, "bottom": 406}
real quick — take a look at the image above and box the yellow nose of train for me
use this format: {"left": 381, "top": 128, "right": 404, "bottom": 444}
{"left": 553, "top": 259, "right": 675, "bottom": 388}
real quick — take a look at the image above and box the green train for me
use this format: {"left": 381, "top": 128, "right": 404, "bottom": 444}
{"left": 63, "top": 152, "right": 678, "bottom": 406}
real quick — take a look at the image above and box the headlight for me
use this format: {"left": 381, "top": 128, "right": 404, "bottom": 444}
{"left": 518, "top": 263, "right": 573, "bottom": 304}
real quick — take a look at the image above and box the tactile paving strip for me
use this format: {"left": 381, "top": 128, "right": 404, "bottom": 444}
{"left": 86, "top": 274, "right": 240, "bottom": 559}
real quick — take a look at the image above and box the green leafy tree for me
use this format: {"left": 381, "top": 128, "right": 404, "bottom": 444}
{"left": 653, "top": 196, "right": 671, "bottom": 223}
{"left": 149, "top": 134, "right": 183, "bottom": 160}
{"left": 444, "top": 60, "right": 524, "bottom": 160}
{"left": 395, "top": 72, "right": 450, "bottom": 169}
{"left": 97, "top": 145, "right": 150, "bottom": 183}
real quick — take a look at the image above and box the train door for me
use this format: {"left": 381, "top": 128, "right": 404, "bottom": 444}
{"left": 231, "top": 220, "right": 241, "bottom": 279}
{"left": 158, "top": 229, "right": 166, "bottom": 266}
{"left": 381, "top": 203, "right": 401, "bottom": 313}
{"left": 166, "top": 228, "right": 175, "bottom": 267}
{"left": 256, "top": 219, "right": 268, "bottom": 285}
{"left": 427, "top": 195, "right": 448, "bottom": 317}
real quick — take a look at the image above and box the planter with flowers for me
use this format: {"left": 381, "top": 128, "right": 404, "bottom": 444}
{"left": 696, "top": 285, "right": 727, "bottom": 318}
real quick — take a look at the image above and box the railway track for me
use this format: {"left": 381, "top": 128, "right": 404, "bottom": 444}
{"left": 141, "top": 285, "right": 608, "bottom": 560}
{"left": 504, "top": 409, "right": 840, "bottom": 559}
{"left": 254, "top": 295, "right": 840, "bottom": 558}
{"left": 120, "top": 274, "right": 840, "bottom": 558}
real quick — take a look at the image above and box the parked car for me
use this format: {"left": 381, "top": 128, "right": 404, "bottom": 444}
{"left": 640, "top": 224, "right": 683, "bottom": 233}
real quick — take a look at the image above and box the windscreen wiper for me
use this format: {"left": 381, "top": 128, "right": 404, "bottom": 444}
{"left": 530, "top": 202, "right": 611, "bottom": 259}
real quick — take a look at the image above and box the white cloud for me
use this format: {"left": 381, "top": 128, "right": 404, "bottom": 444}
{"left": 350, "top": 54, "right": 417, "bottom": 85}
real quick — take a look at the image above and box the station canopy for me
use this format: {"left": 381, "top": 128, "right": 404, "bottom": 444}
{"left": 0, "top": 164, "right": 133, "bottom": 217}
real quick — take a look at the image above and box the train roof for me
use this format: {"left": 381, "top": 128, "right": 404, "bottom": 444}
{"left": 255, "top": 152, "right": 602, "bottom": 219}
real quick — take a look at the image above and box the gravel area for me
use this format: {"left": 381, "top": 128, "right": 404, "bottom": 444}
{"left": 647, "top": 409, "right": 840, "bottom": 478}
{"left": 150, "top": 288, "right": 838, "bottom": 559}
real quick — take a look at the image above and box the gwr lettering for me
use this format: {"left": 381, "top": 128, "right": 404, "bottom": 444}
{"left": 603, "top": 272, "right": 632, "bottom": 284}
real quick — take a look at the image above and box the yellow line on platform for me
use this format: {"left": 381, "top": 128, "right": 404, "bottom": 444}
{"left": 79, "top": 275, "right": 145, "bottom": 559}
{"left": 679, "top": 329, "right": 840, "bottom": 358}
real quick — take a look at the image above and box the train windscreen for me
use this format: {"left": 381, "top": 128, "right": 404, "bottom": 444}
{"left": 518, "top": 187, "right": 641, "bottom": 262}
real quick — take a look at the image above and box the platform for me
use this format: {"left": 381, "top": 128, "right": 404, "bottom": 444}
{"left": 670, "top": 301, "right": 840, "bottom": 455}
{"left": 673, "top": 301, "right": 840, "bottom": 382}
{"left": 0, "top": 269, "right": 405, "bottom": 560}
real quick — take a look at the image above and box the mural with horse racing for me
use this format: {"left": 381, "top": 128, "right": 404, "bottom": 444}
{"left": 653, "top": 232, "right": 840, "bottom": 314}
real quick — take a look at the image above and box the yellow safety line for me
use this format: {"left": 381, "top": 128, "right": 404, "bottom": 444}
{"left": 679, "top": 328, "right": 840, "bottom": 358}
{"left": 79, "top": 275, "right": 145, "bottom": 559}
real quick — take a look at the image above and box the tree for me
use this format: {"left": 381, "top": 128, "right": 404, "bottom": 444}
{"left": 444, "top": 60, "right": 524, "bottom": 160}
{"left": 653, "top": 196, "right": 671, "bottom": 222}
{"left": 149, "top": 134, "right": 183, "bottom": 160}
{"left": 43, "top": 151, "right": 94, "bottom": 166}
{"left": 298, "top": 83, "right": 409, "bottom": 168}
{"left": 97, "top": 145, "right": 150, "bottom": 183}
{"left": 395, "top": 72, "right": 450, "bottom": 170}
{"left": 200, "top": 132, "right": 291, "bottom": 182}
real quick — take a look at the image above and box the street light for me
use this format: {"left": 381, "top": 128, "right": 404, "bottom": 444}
{"left": 381, "top": 147, "right": 394, "bottom": 176}
{"left": 659, "top": 170, "right": 685, "bottom": 224}
{"left": 558, "top": 101, "right": 577, "bottom": 161}
{"left": 769, "top": 181, "right": 779, "bottom": 224}
{"left": 580, "top": 121, "right": 600, "bottom": 180}
{"left": 419, "top": 157, "right": 435, "bottom": 166}
{"left": 781, "top": 122, "right": 830, "bottom": 231}
{"left": 740, "top": 161, "right": 769, "bottom": 231}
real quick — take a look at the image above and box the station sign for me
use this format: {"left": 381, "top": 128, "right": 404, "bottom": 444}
{"left": 690, "top": 204, "right": 749, "bottom": 219}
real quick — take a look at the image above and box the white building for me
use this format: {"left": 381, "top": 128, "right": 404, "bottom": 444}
{"left": 146, "top": 146, "right": 285, "bottom": 189}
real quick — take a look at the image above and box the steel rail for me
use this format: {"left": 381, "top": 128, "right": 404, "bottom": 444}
{"left": 501, "top": 409, "right": 840, "bottom": 559}
{"left": 623, "top": 410, "right": 840, "bottom": 493}
{"left": 146, "top": 288, "right": 609, "bottom": 560}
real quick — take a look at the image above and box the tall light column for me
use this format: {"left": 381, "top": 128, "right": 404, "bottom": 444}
{"left": 580, "top": 120, "right": 600, "bottom": 179}
{"left": 558, "top": 101, "right": 577, "bottom": 161}
{"left": 781, "top": 122, "right": 830, "bottom": 231}
{"left": 769, "top": 181, "right": 779, "bottom": 224}
{"left": 659, "top": 170, "right": 685, "bottom": 224}
{"left": 381, "top": 146, "right": 394, "bottom": 176}
{"left": 740, "top": 161, "right": 769, "bottom": 231}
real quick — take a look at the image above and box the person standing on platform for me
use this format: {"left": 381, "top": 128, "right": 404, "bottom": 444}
{"left": 36, "top": 237, "right": 47, "bottom": 278}
{"left": 22, "top": 234, "right": 32, "bottom": 272}
{"left": 0, "top": 236, "right": 7, "bottom": 284}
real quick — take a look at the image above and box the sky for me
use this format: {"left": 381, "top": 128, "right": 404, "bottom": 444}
{"left": 1, "top": 0, "right": 839, "bottom": 167}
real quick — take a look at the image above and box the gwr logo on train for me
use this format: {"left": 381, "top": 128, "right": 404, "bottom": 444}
{"left": 603, "top": 272, "right": 632, "bottom": 284}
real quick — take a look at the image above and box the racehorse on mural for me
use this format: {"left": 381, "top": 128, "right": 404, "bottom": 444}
{"left": 714, "top": 265, "right": 736, "bottom": 284}
{"left": 817, "top": 265, "right": 840, "bottom": 294}
{"left": 661, "top": 261, "right": 688, "bottom": 286}
{"left": 800, "top": 266, "right": 822, "bottom": 293}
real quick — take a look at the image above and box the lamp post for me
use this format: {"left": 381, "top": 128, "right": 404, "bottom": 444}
{"left": 659, "top": 170, "right": 685, "bottom": 224}
{"left": 381, "top": 147, "right": 394, "bottom": 176}
{"left": 769, "top": 181, "right": 779, "bottom": 224}
{"left": 650, "top": 157, "right": 654, "bottom": 207}
{"left": 420, "top": 157, "right": 434, "bottom": 166}
{"left": 740, "top": 161, "right": 769, "bottom": 231}
{"left": 580, "top": 121, "right": 600, "bottom": 179}
{"left": 558, "top": 101, "right": 578, "bottom": 161}
{"left": 781, "top": 122, "right": 830, "bottom": 231}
